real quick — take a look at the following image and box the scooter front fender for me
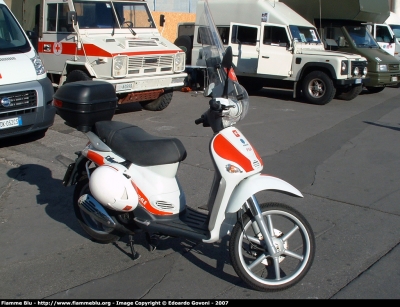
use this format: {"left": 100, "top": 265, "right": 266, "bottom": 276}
{"left": 226, "top": 173, "right": 303, "bottom": 213}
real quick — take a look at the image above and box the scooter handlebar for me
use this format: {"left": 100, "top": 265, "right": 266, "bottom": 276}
{"left": 195, "top": 117, "right": 204, "bottom": 125}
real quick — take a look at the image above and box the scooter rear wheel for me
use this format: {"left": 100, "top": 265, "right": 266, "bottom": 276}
{"left": 229, "top": 202, "right": 315, "bottom": 291}
{"left": 73, "top": 177, "right": 122, "bottom": 243}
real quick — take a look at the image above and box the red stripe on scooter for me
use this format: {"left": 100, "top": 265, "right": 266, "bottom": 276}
{"left": 131, "top": 182, "right": 173, "bottom": 216}
{"left": 87, "top": 150, "right": 105, "bottom": 166}
{"left": 38, "top": 41, "right": 182, "bottom": 57}
{"left": 213, "top": 134, "right": 253, "bottom": 172}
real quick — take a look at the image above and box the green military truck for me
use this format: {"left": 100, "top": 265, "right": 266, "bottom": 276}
{"left": 281, "top": 0, "right": 400, "bottom": 93}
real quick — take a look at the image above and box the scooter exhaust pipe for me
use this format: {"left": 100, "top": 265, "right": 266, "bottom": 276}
{"left": 78, "top": 194, "right": 136, "bottom": 235}
{"left": 78, "top": 194, "right": 117, "bottom": 227}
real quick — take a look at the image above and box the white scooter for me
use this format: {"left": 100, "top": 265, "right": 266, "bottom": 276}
{"left": 54, "top": 1, "right": 315, "bottom": 292}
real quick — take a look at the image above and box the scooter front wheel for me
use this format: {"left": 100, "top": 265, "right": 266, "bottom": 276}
{"left": 73, "top": 177, "right": 122, "bottom": 244}
{"left": 229, "top": 202, "right": 315, "bottom": 291}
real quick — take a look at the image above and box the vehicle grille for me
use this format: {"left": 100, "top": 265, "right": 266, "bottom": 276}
{"left": 0, "top": 90, "right": 37, "bottom": 116}
{"left": 388, "top": 63, "right": 399, "bottom": 71}
{"left": 128, "top": 55, "right": 174, "bottom": 75}
{"left": 127, "top": 40, "right": 159, "bottom": 47}
{"left": 351, "top": 61, "right": 367, "bottom": 75}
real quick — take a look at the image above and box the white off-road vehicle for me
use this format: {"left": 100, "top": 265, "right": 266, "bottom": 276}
{"left": 177, "top": 0, "right": 369, "bottom": 105}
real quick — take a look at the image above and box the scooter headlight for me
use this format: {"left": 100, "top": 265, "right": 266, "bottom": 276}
{"left": 221, "top": 84, "right": 249, "bottom": 128}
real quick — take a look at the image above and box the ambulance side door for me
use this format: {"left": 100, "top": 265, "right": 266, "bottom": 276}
{"left": 228, "top": 22, "right": 260, "bottom": 74}
{"left": 257, "top": 22, "right": 293, "bottom": 77}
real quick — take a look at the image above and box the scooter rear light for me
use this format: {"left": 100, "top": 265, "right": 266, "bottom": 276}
{"left": 52, "top": 98, "right": 63, "bottom": 108}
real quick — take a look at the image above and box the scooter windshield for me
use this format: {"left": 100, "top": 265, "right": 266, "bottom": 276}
{"left": 197, "top": 0, "right": 249, "bottom": 126}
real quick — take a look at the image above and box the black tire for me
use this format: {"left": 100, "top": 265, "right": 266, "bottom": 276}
{"left": 73, "top": 177, "right": 122, "bottom": 243}
{"left": 237, "top": 76, "right": 264, "bottom": 92}
{"left": 229, "top": 202, "right": 315, "bottom": 292}
{"left": 140, "top": 89, "right": 173, "bottom": 111}
{"left": 366, "top": 86, "right": 385, "bottom": 94}
{"left": 301, "top": 71, "right": 336, "bottom": 105}
{"left": 65, "top": 70, "right": 91, "bottom": 84}
{"left": 335, "top": 84, "right": 363, "bottom": 101}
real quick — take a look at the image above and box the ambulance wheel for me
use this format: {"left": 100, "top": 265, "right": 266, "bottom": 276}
{"left": 302, "top": 71, "right": 336, "bottom": 105}
{"left": 140, "top": 89, "right": 173, "bottom": 111}
{"left": 65, "top": 70, "right": 92, "bottom": 84}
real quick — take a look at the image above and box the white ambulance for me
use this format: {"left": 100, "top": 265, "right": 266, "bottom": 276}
{"left": 29, "top": 0, "right": 187, "bottom": 111}
{"left": 0, "top": 0, "right": 55, "bottom": 139}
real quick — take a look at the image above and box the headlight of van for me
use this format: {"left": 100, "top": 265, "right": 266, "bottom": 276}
{"left": 31, "top": 53, "right": 46, "bottom": 75}
{"left": 113, "top": 56, "right": 128, "bottom": 78}
{"left": 378, "top": 64, "right": 388, "bottom": 72}
{"left": 174, "top": 52, "right": 185, "bottom": 72}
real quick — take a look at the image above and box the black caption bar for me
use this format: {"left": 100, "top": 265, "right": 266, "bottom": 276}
{"left": 1, "top": 300, "right": 232, "bottom": 307}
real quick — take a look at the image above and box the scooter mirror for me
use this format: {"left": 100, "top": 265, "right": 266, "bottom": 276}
{"left": 221, "top": 46, "right": 233, "bottom": 69}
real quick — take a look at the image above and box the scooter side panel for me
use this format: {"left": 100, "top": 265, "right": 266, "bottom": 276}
{"left": 211, "top": 127, "right": 263, "bottom": 180}
{"left": 128, "top": 163, "right": 183, "bottom": 215}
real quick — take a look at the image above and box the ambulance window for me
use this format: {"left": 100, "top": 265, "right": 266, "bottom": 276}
{"left": 263, "top": 26, "right": 289, "bottom": 46}
{"left": 58, "top": 3, "right": 72, "bottom": 32}
{"left": 231, "top": 25, "right": 257, "bottom": 45}
{"left": 47, "top": 4, "right": 57, "bottom": 31}
{"left": 375, "top": 25, "right": 392, "bottom": 43}
{"left": 197, "top": 26, "right": 212, "bottom": 45}
{"left": 216, "top": 27, "right": 229, "bottom": 45}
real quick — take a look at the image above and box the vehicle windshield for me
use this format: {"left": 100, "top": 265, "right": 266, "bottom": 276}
{"left": 345, "top": 25, "right": 379, "bottom": 48}
{"left": 289, "top": 25, "right": 321, "bottom": 43}
{"left": 72, "top": 0, "right": 155, "bottom": 29}
{"left": 0, "top": 4, "right": 31, "bottom": 54}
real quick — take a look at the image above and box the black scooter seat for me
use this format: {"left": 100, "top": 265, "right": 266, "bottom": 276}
{"left": 94, "top": 121, "right": 187, "bottom": 166}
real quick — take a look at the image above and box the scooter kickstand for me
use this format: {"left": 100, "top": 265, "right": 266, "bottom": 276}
{"left": 145, "top": 232, "right": 159, "bottom": 252}
{"left": 128, "top": 235, "right": 140, "bottom": 260}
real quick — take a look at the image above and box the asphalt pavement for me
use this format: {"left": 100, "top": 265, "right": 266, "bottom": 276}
{"left": 0, "top": 86, "right": 399, "bottom": 300}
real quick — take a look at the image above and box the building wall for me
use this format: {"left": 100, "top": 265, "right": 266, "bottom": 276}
{"left": 148, "top": 0, "right": 197, "bottom": 13}
{"left": 390, "top": 0, "right": 400, "bottom": 15}
{"left": 152, "top": 11, "right": 196, "bottom": 43}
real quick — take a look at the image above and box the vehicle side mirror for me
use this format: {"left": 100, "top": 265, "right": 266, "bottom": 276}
{"left": 391, "top": 36, "right": 395, "bottom": 43}
{"left": 68, "top": 11, "right": 77, "bottom": 25}
{"left": 160, "top": 14, "right": 165, "bottom": 27}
